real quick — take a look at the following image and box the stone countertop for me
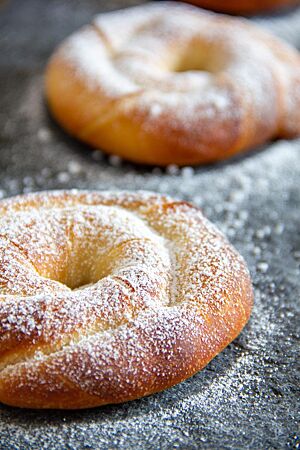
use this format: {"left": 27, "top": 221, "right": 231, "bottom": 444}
{"left": 0, "top": 1, "right": 299, "bottom": 449}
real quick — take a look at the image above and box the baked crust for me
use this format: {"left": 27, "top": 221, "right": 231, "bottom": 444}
{"left": 0, "top": 190, "right": 253, "bottom": 409}
{"left": 184, "top": 0, "right": 299, "bottom": 14}
{"left": 46, "top": 2, "right": 300, "bottom": 166}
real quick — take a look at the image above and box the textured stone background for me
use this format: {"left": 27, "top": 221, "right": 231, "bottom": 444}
{"left": 0, "top": 1, "right": 299, "bottom": 449}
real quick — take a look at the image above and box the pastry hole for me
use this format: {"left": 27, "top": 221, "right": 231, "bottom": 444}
{"left": 171, "top": 43, "right": 225, "bottom": 74}
{"left": 173, "top": 59, "right": 211, "bottom": 73}
{"left": 55, "top": 257, "right": 111, "bottom": 291}
{"left": 172, "top": 48, "right": 212, "bottom": 73}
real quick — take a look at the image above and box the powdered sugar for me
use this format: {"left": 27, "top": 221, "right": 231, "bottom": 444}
{"left": 58, "top": 27, "right": 138, "bottom": 97}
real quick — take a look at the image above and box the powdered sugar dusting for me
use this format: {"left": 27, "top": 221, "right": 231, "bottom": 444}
{"left": 57, "top": 27, "right": 138, "bottom": 97}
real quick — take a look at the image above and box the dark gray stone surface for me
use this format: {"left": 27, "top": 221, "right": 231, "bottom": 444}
{"left": 0, "top": 1, "right": 299, "bottom": 449}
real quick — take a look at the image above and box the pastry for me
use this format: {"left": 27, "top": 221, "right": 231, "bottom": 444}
{"left": 46, "top": 2, "right": 300, "bottom": 166}
{"left": 184, "top": 0, "right": 299, "bottom": 14}
{"left": 0, "top": 190, "right": 253, "bottom": 409}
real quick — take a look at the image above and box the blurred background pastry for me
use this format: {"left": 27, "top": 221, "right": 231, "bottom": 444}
{"left": 183, "top": 0, "right": 299, "bottom": 14}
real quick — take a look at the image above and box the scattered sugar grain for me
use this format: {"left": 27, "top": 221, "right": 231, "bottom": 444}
{"left": 274, "top": 223, "right": 284, "bottom": 235}
{"left": 23, "top": 176, "right": 34, "bottom": 187}
{"left": 252, "top": 246, "right": 262, "bottom": 257}
{"left": 37, "top": 128, "right": 52, "bottom": 143}
{"left": 108, "top": 155, "right": 123, "bottom": 167}
{"left": 181, "top": 166, "right": 195, "bottom": 179}
{"left": 92, "top": 150, "right": 104, "bottom": 161}
{"left": 257, "top": 262, "right": 269, "bottom": 273}
{"left": 41, "top": 167, "right": 51, "bottom": 178}
{"left": 166, "top": 165, "right": 180, "bottom": 176}
{"left": 293, "top": 251, "right": 300, "bottom": 260}
{"left": 152, "top": 167, "right": 163, "bottom": 175}
{"left": 255, "top": 226, "right": 272, "bottom": 240}
{"left": 57, "top": 172, "right": 71, "bottom": 183}
{"left": 68, "top": 161, "right": 82, "bottom": 175}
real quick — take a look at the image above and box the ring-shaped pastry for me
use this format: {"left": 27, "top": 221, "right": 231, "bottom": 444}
{"left": 0, "top": 190, "right": 253, "bottom": 409}
{"left": 46, "top": 2, "right": 300, "bottom": 166}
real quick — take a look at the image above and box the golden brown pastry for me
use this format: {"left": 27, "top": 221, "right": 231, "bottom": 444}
{"left": 0, "top": 190, "right": 253, "bottom": 409}
{"left": 46, "top": 2, "right": 300, "bottom": 166}
{"left": 184, "top": 0, "right": 299, "bottom": 14}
